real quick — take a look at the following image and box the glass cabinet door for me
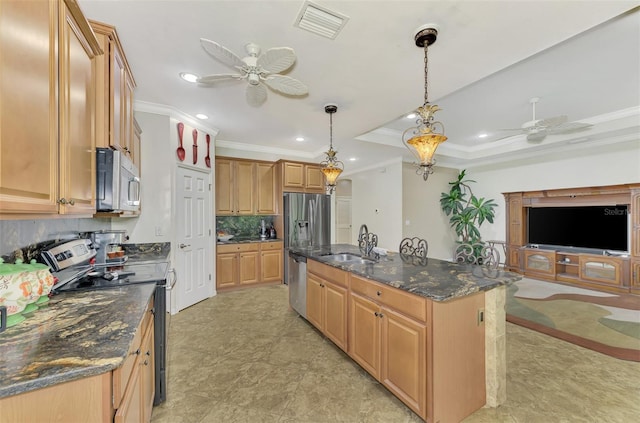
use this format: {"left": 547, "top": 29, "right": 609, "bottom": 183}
{"left": 579, "top": 256, "right": 621, "bottom": 285}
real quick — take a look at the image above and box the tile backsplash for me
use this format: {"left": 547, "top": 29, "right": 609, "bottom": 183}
{"left": 216, "top": 216, "right": 275, "bottom": 237}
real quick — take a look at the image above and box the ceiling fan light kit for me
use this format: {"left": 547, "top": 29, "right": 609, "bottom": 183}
{"left": 402, "top": 24, "right": 447, "bottom": 182}
{"left": 320, "top": 104, "right": 344, "bottom": 194}
{"left": 196, "top": 39, "right": 309, "bottom": 107}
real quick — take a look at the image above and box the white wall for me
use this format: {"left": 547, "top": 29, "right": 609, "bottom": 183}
{"left": 350, "top": 159, "right": 403, "bottom": 251}
{"left": 111, "top": 112, "right": 173, "bottom": 243}
{"left": 402, "top": 163, "right": 459, "bottom": 260}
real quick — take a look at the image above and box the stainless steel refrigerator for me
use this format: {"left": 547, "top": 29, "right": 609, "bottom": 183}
{"left": 284, "top": 192, "right": 331, "bottom": 317}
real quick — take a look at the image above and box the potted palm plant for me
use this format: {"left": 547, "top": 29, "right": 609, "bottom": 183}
{"left": 440, "top": 170, "right": 497, "bottom": 259}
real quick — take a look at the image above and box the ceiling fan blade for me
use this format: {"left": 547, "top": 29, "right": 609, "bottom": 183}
{"left": 197, "top": 73, "right": 244, "bottom": 85}
{"left": 200, "top": 38, "right": 245, "bottom": 70}
{"left": 546, "top": 121, "right": 593, "bottom": 134}
{"left": 262, "top": 75, "right": 308, "bottom": 96}
{"left": 246, "top": 83, "right": 267, "bottom": 107}
{"left": 257, "top": 47, "right": 296, "bottom": 73}
{"left": 527, "top": 130, "right": 547, "bottom": 143}
{"left": 539, "top": 115, "right": 568, "bottom": 128}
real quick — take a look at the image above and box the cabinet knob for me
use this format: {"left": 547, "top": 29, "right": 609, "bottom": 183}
{"left": 374, "top": 311, "right": 379, "bottom": 317}
{"left": 146, "top": 350, "right": 151, "bottom": 356}
{"left": 133, "top": 348, "right": 140, "bottom": 356}
{"left": 58, "top": 198, "right": 67, "bottom": 205}
{"left": 379, "top": 313, "right": 384, "bottom": 318}
{"left": 143, "top": 359, "right": 149, "bottom": 366}
{"left": 376, "top": 291, "right": 382, "bottom": 296}
{"left": 68, "top": 199, "right": 75, "bottom": 205}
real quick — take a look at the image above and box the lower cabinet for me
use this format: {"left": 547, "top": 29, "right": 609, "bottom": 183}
{"left": 306, "top": 260, "right": 349, "bottom": 351}
{"left": 216, "top": 241, "right": 284, "bottom": 291}
{"left": 632, "top": 260, "right": 640, "bottom": 294}
{"left": 348, "top": 277, "right": 427, "bottom": 419}
{"left": 311, "top": 268, "right": 485, "bottom": 423}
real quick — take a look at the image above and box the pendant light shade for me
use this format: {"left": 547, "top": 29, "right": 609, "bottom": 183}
{"left": 402, "top": 25, "right": 447, "bottom": 181}
{"left": 320, "top": 104, "right": 343, "bottom": 193}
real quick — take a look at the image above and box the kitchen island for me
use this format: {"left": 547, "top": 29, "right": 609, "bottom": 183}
{"left": 0, "top": 284, "right": 156, "bottom": 421}
{"left": 290, "top": 244, "right": 521, "bottom": 423}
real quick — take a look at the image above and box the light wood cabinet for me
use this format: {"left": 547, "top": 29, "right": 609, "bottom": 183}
{"left": 0, "top": 0, "right": 100, "bottom": 216}
{"left": 261, "top": 241, "right": 283, "bottom": 282}
{"left": 522, "top": 248, "right": 556, "bottom": 278}
{"left": 504, "top": 192, "right": 524, "bottom": 271}
{"left": 280, "top": 161, "right": 325, "bottom": 193}
{"left": 348, "top": 274, "right": 427, "bottom": 419}
{"left": 215, "top": 158, "right": 276, "bottom": 216}
{"left": 216, "top": 242, "right": 283, "bottom": 290}
{"left": 132, "top": 118, "right": 142, "bottom": 171}
{"left": 632, "top": 260, "right": 640, "bottom": 294}
{"left": 306, "top": 260, "right": 349, "bottom": 352}
{"left": 90, "top": 19, "right": 137, "bottom": 161}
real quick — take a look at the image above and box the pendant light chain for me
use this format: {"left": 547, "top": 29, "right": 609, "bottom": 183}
{"left": 329, "top": 111, "right": 334, "bottom": 149}
{"left": 423, "top": 43, "right": 429, "bottom": 106}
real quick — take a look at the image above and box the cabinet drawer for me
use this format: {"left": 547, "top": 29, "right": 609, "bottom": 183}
{"left": 261, "top": 241, "right": 283, "bottom": 251}
{"left": 308, "top": 259, "right": 348, "bottom": 288}
{"left": 350, "top": 275, "right": 427, "bottom": 323}
{"left": 217, "top": 243, "right": 259, "bottom": 253}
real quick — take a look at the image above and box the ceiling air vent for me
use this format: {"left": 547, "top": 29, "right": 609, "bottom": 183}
{"left": 294, "top": 1, "right": 349, "bottom": 39}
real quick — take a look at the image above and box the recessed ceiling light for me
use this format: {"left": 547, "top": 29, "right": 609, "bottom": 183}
{"left": 349, "top": 157, "right": 357, "bottom": 161}
{"left": 406, "top": 113, "right": 416, "bottom": 119}
{"left": 195, "top": 113, "right": 208, "bottom": 120}
{"left": 295, "top": 137, "right": 305, "bottom": 142}
{"left": 180, "top": 72, "right": 199, "bottom": 83}
{"left": 478, "top": 133, "right": 488, "bottom": 138}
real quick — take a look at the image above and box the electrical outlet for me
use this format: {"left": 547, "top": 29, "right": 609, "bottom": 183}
{"left": 155, "top": 226, "right": 163, "bottom": 236}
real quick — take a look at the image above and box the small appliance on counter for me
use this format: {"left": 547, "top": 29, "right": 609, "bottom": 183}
{"left": 259, "top": 219, "right": 268, "bottom": 240}
{"left": 40, "top": 239, "right": 96, "bottom": 272}
{"left": 88, "top": 230, "right": 129, "bottom": 265}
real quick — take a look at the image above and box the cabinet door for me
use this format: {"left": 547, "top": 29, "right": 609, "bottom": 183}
{"left": 58, "top": 1, "right": 96, "bottom": 215}
{"left": 348, "top": 292, "right": 381, "bottom": 379}
{"left": 256, "top": 162, "right": 276, "bottom": 214}
{"left": 632, "top": 190, "right": 640, "bottom": 258}
{"left": 140, "top": 321, "right": 155, "bottom": 423}
{"left": 523, "top": 249, "right": 555, "bottom": 276}
{"left": 122, "top": 72, "right": 135, "bottom": 158}
{"left": 216, "top": 253, "right": 237, "bottom": 289}
{"left": 215, "top": 159, "right": 234, "bottom": 215}
{"left": 306, "top": 273, "right": 324, "bottom": 331}
{"left": 283, "top": 162, "right": 304, "bottom": 188}
{"left": 114, "top": 362, "right": 142, "bottom": 423}
{"left": 0, "top": 0, "right": 59, "bottom": 214}
{"left": 380, "top": 307, "right": 426, "bottom": 418}
{"left": 239, "top": 251, "right": 259, "bottom": 285}
{"left": 261, "top": 249, "right": 282, "bottom": 283}
{"left": 236, "top": 161, "right": 254, "bottom": 214}
{"left": 632, "top": 260, "right": 640, "bottom": 293}
{"left": 305, "top": 165, "right": 324, "bottom": 190}
{"left": 132, "top": 119, "right": 142, "bottom": 173}
{"left": 579, "top": 255, "right": 622, "bottom": 286}
{"left": 111, "top": 43, "right": 125, "bottom": 152}
{"left": 324, "top": 281, "right": 348, "bottom": 352}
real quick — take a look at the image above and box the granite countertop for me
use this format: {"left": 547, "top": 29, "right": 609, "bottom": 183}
{"left": 291, "top": 244, "right": 522, "bottom": 302}
{"left": 217, "top": 237, "right": 282, "bottom": 245}
{"left": 0, "top": 284, "right": 156, "bottom": 399}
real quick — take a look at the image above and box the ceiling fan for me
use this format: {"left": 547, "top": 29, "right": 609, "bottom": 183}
{"left": 498, "top": 97, "right": 593, "bottom": 142}
{"left": 197, "top": 39, "right": 308, "bottom": 107}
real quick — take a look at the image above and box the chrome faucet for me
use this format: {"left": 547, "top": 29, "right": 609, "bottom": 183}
{"left": 358, "top": 224, "right": 378, "bottom": 257}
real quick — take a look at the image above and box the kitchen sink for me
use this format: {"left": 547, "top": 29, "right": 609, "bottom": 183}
{"left": 325, "top": 253, "right": 376, "bottom": 264}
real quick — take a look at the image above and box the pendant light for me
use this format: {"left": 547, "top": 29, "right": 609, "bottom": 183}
{"left": 320, "top": 104, "right": 343, "bottom": 193}
{"left": 402, "top": 24, "right": 447, "bottom": 181}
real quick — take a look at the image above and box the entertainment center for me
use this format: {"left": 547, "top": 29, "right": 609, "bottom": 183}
{"left": 504, "top": 183, "right": 640, "bottom": 294}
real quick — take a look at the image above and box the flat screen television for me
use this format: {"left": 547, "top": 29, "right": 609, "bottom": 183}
{"left": 527, "top": 205, "right": 629, "bottom": 252}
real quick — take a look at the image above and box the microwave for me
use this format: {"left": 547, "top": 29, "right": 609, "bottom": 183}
{"left": 96, "top": 148, "right": 140, "bottom": 212}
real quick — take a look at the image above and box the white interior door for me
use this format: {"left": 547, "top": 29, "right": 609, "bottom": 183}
{"left": 175, "top": 166, "right": 214, "bottom": 312}
{"left": 336, "top": 197, "right": 352, "bottom": 244}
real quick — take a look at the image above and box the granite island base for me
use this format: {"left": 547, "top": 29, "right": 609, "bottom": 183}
{"left": 291, "top": 244, "right": 520, "bottom": 423}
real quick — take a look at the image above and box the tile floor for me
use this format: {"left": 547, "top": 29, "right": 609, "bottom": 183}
{"left": 151, "top": 285, "right": 640, "bottom": 423}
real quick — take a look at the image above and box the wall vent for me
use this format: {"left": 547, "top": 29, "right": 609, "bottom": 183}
{"left": 294, "top": 1, "right": 349, "bottom": 39}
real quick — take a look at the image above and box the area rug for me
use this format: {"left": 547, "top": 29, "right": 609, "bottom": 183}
{"left": 506, "top": 278, "right": 640, "bottom": 361}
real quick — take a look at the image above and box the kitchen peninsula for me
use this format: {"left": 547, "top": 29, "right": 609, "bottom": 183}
{"left": 290, "top": 244, "right": 521, "bottom": 423}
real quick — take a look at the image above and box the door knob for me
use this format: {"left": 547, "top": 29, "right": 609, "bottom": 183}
{"left": 179, "top": 243, "right": 191, "bottom": 249}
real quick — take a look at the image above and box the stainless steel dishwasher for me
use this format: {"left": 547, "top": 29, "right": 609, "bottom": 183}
{"left": 288, "top": 251, "right": 307, "bottom": 318}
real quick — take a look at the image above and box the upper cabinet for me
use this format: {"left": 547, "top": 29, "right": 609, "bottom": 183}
{"left": 90, "top": 20, "right": 136, "bottom": 161}
{"left": 279, "top": 160, "right": 325, "bottom": 193}
{"left": 215, "top": 158, "right": 276, "bottom": 216}
{"left": 0, "top": 0, "right": 101, "bottom": 216}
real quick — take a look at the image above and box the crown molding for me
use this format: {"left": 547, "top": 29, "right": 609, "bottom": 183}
{"left": 134, "top": 101, "right": 220, "bottom": 136}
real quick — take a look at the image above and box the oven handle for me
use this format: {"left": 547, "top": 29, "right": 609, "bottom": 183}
{"left": 166, "top": 268, "right": 177, "bottom": 290}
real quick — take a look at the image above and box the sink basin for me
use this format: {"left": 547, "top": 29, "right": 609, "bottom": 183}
{"left": 325, "top": 253, "right": 375, "bottom": 264}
